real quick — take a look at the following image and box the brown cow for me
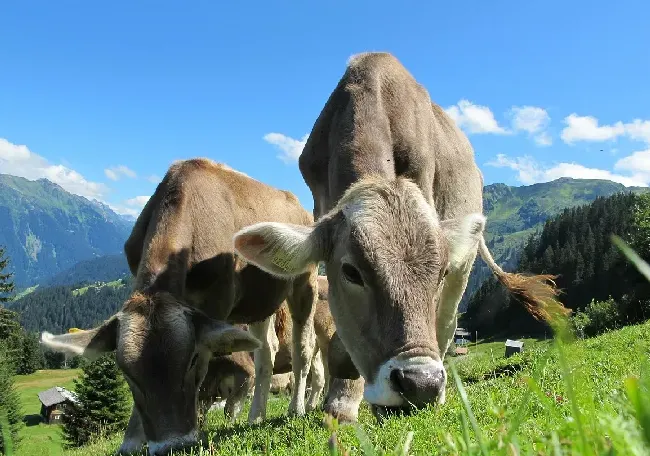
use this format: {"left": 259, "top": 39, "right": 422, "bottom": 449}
{"left": 198, "top": 351, "right": 255, "bottom": 421}
{"left": 204, "top": 276, "right": 334, "bottom": 418}
{"left": 233, "top": 52, "right": 566, "bottom": 422}
{"left": 40, "top": 159, "right": 319, "bottom": 455}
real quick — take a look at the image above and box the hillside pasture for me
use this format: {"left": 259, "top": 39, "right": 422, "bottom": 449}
{"left": 13, "top": 369, "right": 80, "bottom": 456}
{"left": 64, "top": 321, "right": 650, "bottom": 455}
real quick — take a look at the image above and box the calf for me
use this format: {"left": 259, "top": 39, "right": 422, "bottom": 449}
{"left": 233, "top": 52, "right": 568, "bottom": 422}
{"left": 41, "top": 159, "right": 319, "bottom": 455}
{"left": 204, "top": 278, "right": 334, "bottom": 417}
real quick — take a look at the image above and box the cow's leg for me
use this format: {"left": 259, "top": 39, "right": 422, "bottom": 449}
{"left": 116, "top": 406, "right": 145, "bottom": 455}
{"left": 323, "top": 378, "right": 365, "bottom": 423}
{"left": 435, "top": 254, "right": 476, "bottom": 404}
{"left": 286, "top": 269, "right": 318, "bottom": 416}
{"left": 306, "top": 348, "right": 325, "bottom": 411}
{"left": 247, "top": 315, "right": 278, "bottom": 424}
{"left": 322, "top": 331, "right": 364, "bottom": 423}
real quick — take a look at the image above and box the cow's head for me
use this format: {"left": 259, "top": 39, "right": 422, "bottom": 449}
{"left": 233, "top": 177, "right": 484, "bottom": 414}
{"left": 200, "top": 352, "right": 255, "bottom": 420}
{"left": 40, "top": 291, "right": 260, "bottom": 455}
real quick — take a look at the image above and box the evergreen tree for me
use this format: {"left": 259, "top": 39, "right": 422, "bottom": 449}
{"left": 0, "top": 342, "right": 22, "bottom": 454}
{"left": 62, "top": 354, "right": 131, "bottom": 448}
{"left": 0, "top": 308, "right": 23, "bottom": 370}
{"left": 0, "top": 248, "right": 14, "bottom": 303}
{"left": 17, "top": 332, "right": 42, "bottom": 375}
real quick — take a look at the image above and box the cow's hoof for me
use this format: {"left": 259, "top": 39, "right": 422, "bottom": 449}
{"left": 323, "top": 401, "right": 359, "bottom": 424}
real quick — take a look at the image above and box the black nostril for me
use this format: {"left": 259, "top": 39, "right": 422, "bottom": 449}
{"left": 390, "top": 368, "right": 405, "bottom": 393}
{"left": 390, "top": 367, "right": 444, "bottom": 407}
{"left": 390, "top": 368, "right": 418, "bottom": 396}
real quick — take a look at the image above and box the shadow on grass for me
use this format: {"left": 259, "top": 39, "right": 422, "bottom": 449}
{"left": 22, "top": 414, "right": 44, "bottom": 426}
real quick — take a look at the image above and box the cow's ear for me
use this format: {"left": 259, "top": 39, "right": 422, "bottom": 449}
{"left": 194, "top": 314, "right": 261, "bottom": 356}
{"left": 40, "top": 315, "right": 119, "bottom": 361}
{"left": 440, "top": 213, "right": 486, "bottom": 270}
{"left": 233, "top": 222, "right": 323, "bottom": 277}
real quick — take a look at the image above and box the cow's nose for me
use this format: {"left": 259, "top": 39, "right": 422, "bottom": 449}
{"left": 390, "top": 365, "right": 445, "bottom": 407}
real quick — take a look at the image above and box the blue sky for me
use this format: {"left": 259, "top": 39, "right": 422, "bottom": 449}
{"left": 1, "top": 1, "right": 649, "bottom": 217}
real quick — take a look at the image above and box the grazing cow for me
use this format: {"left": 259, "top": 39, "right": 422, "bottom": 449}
{"left": 204, "top": 278, "right": 334, "bottom": 417}
{"left": 198, "top": 351, "right": 255, "bottom": 421}
{"left": 233, "top": 52, "right": 567, "bottom": 422}
{"left": 40, "top": 159, "right": 319, "bottom": 455}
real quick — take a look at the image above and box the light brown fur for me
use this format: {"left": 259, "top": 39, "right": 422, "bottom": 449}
{"left": 41, "top": 158, "right": 319, "bottom": 455}
{"left": 234, "top": 52, "right": 567, "bottom": 422}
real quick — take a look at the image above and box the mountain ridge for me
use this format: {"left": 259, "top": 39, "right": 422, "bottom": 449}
{"left": 0, "top": 173, "right": 134, "bottom": 286}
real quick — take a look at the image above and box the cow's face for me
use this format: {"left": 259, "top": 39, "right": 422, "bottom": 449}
{"left": 233, "top": 177, "right": 484, "bottom": 413}
{"left": 40, "top": 292, "right": 260, "bottom": 455}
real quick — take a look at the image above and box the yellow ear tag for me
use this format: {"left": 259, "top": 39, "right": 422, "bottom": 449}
{"left": 271, "top": 250, "right": 293, "bottom": 272}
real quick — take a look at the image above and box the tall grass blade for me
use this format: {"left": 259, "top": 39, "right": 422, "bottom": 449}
{"left": 449, "top": 361, "right": 488, "bottom": 456}
{"left": 611, "top": 235, "right": 650, "bottom": 282}
{"left": 554, "top": 337, "right": 588, "bottom": 454}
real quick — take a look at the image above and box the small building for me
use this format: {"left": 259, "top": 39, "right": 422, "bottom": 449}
{"left": 504, "top": 339, "right": 524, "bottom": 358}
{"left": 38, "top": 386, "right": 77, "bottom": 424}
{"left": 455, "top": 346, "right": 469, "bottom": 356}
{"left": 454, "top": 327, "right": 472, "bottom": 346}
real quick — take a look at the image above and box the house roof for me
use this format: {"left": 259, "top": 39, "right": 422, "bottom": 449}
{"left": 38, "top": 386, "right": 78, "bottom": 407}
{"left": 505, "top": 339, "right": 524, "bottom": 348}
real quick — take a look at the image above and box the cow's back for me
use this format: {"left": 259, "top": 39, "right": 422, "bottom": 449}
{"left": 125, "top": 158, "right": 313, "bottom": 321}
{"left": 298, "top": 52, "right": 483, "bottom": 220}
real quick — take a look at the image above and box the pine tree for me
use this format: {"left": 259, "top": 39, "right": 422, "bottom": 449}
{"left": 0, "top": 248, "right": 14, "bottom": 303}
{"left": 0, "top": 341, "right": 22, "bottom": 454}
{"left": 62, "top": 354, "right": 131, "bottom": 448}
{"left": 0, "top": 308, "right": 23, "bottom": 370}
{"left": 17, "top": 332, "right": 42, "bottom": 375}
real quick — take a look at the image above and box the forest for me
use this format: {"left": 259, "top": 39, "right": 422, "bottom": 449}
{"left": 462, "top": 191, "right": 650, "bottom": 338}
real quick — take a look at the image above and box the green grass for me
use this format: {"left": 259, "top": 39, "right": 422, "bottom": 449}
{"left": 61, "top": 321, "right": 650, "bottom": 456}
{"left": 12, "top": 285, "right": 39, "bottom": 300}
{"left": 13, "top": 369, "right": 80, "bottom": 456}
{"left": 72, "top": 279, "right": 124, "bottom": 296}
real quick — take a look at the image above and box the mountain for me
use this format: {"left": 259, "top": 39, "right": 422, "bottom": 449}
{"left": 45, "top": 254, "right": 131, "bottom": 287}
{"left": 0, "top": 174, "right": 134, "bottom": 287}
{"left": 461, "top": 177, "right": 649, "bottom": 310}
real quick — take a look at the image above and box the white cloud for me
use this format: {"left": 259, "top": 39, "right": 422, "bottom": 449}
{"left": 263, "top": 132, "right": 308, "bottom": 163}
{"left": 0, "top": 137, "right": 109, "bottom": 199}
{"left": 104, "top": 165, "right": 137, "bottom": 181}
{"left": 107, "top": 204, "right": 139, "bottom": 218}
{"left": 125, "top": 195, "right": 150, "bottom": 208}
{"left": 560, "top": 114, "right": 650, "bottom": 146}
{"left": 445, "top": 100, "right": 509, "bottom": 135}
{"left": 147, "top": 174, "right": 161, "bottom": 184}
{"left": 510, "top": 106, "right": 550, "bottom": 133}
{"left": 509, "top": 106, "right": 552, "bottom": 146}
{"left": 487, "top": 153, "right": 648, "bottom": 188}
{"left": 534, "top": 131, "right": 553, "bottom": 146}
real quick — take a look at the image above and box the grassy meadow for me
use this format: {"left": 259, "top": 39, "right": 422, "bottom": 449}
{"left": 13, "top": 369, "right": 80, "bottom": 456}
{"left": 57, "top": 320, "right": 650, "bottom": 456}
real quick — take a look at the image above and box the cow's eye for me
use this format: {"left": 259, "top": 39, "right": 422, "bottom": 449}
{"left": 341, "top": 262, "right": 364, "bottom": 287}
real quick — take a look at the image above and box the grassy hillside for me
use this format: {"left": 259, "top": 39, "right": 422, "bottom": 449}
{"left": 462, "top": 177, "right": 649, "bottom": 310}
{"left": 44, "top": 254, "right": 130, "bottom": 288}
{"left": 13, "top": 369, "right": 80, "bottom": 456}
{"left": 65, "top": 320, "right": 650, "bottom": 455}
{"left": 0, "top": 174, "right": 133, "bottom": 287}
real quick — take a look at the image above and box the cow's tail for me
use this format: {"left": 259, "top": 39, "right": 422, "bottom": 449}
{"left": 477, "top": 236, "right": 570, "bottom": 323}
